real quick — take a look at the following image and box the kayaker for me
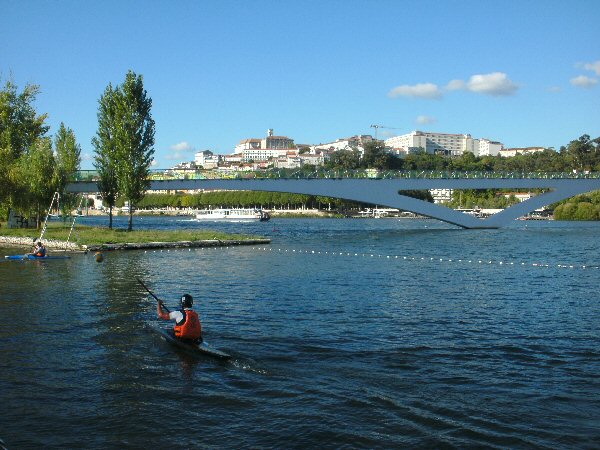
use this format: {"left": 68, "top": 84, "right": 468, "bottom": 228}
{"left": 31, "top": 241, "right": 47, "bottom": 257}
{"left": 157, "top": 294, "right": 202, "bottom": 343}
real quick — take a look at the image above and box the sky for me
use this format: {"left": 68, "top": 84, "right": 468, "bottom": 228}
{"left": 2, "top": 0, "right": 599, "bottom": 169}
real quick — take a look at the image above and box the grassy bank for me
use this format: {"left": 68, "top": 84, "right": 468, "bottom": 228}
{"left": 0, "top": 222, "right": 262, "bottom": 246}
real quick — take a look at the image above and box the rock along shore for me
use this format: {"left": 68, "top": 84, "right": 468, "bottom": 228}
{"left": 0, "top": 236, "right": 270, "bottom": 252}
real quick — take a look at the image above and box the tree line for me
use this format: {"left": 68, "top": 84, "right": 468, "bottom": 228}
{"left": 0, "top": 71, "right": 154, "bottom": 231}
{"left": 326, "top": 136, "right": 600, "bottom": 173}
{"left": 0, "top": 80, "right": 81, "bottom": 227}
{"left": 118, "top": 191, "right": 356, "bottom": 211}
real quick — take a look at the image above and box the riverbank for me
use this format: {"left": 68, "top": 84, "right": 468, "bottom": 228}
{"left": 0, "top": 223, "right": 270, "bottom": 252}
{"left": 83, "top": 207, "right": 340, "bottom": 218}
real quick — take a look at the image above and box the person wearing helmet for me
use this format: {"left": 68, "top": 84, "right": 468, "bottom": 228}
{"left": 157, "top": 293, "right": 202, "bottom": 343}
{"left": 31, "top": 241, "right": 47, "bottom": 257}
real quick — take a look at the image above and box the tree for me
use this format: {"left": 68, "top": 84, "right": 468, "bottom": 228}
{"left": 113, "top": 71, "right": 155, "bottom": 231}
{"left": 54, "top": 122, "right": 81, "bottom": 214}
{"left": 564, "top": 134, "right": 600, "bottom": 171}
{"left": 18, "top": 137, "right": 57, "bottom": 227}
{"left": 325, "top": 148, "right": 361, "bottom": 170}
{"left": 0, "top": 79, "right": 49, "bottom": 218}
{"left": 93, "top": 83, "right": 120, "bottom": 229}
{"left": 361, "top": 141, "right": 401, "bottom": 170}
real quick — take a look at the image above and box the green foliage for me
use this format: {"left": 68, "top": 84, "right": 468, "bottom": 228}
{"left": 554, "top": 198, "right": 600, "bottom": 220}
{"left": 54, "top": 122, "right": 81, "bottom": 213}
{"left": 324, "top": 148, "right": 361, "bottom": 170}
{"left": 0, "top": 79, "right": 50, "bottom": 215}
{"left": 0, "top": 222, "right": 259, "bottom": 245}
{"left": 93, "top": 70, "right": 155, "bottom": 231}
{"left": 444, "top": 189, "right": 520, "bottom": 209}
{"left": 114, "top": 71, "right": 155, "bottom": 231}
{"left": 361, "top": 141, "right": 402, "bottom": 170}
{"left": 92, "top": 83, "right": 120, "bottom": 228}
{"left": 134, "top": 191, "right": 365, "bottom": 211}
{"left": 398, "top": 190, "right": 434, "bottom": 202}
{"left": 16, "top": 137, "right": 57, "bottom": 225}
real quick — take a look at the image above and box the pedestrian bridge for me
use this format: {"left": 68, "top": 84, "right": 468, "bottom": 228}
{"left": 67, "top": 169, "right": 600, "bottom": 229}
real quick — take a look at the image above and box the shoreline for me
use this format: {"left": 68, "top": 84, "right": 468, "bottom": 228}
{"left": 0, "top": 235, "right": 270, "bottom": 252}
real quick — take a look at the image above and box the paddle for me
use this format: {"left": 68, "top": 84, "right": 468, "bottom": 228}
{"left": 136, "top": 277, "right": 170, "bottom": 313}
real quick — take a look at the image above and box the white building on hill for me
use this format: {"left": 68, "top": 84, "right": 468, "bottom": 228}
{"left": 234, "top": 129, "right": 295, "bottom": 162}
{"left": 384, "top": 131, "right": 504, "bottom": 157}
{"left": 477, "top": 139, "right": 504, "bottom": 157}
{"left": 194, "top": 150, "right": 220, "bottom": 169}
{"left": 311, "top": 135, "right": 374, "bottom": 154}
{"left": 499, "top": 147, "right": 546, "bottom": 157}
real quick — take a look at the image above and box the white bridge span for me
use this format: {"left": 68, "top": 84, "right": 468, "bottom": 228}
{"left": 67, "top": 177, "right": 600, "bottom": 229}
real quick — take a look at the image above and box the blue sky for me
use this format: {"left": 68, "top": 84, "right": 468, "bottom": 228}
{"left": 2, "top": 0, "right": 599, "bottom": 169}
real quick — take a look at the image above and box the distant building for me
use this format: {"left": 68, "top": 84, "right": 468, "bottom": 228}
{"left": 429, "top": 188, "right": 453, "bottom": 204}
{"left": 384, "top": 131, "right": 504, "bottom": 157}
{"left": 223, "top": 153, "right": 243, "bottom": 164}
{"left": 311, "top": 135, "right": 374, "bottom": 154}
{"left": 273, "top": 152, "right": 302, "bottom": 169}
{"left": 499, "top": 192, "right": 534, "bottom": 202}
{"left": 234, "top": 129, "right": 295, "bottom": 162}
{"left": 499, "top": 147, "right": 546, "bottom": 157}
{"left": 477, "top": 139, "right": 503, "bottom": 157}
{"left": 299, "top": 152, "right": 326, "bottom": 166}
{"left": 194, "top": 150, "right": 220, "bottom": 169}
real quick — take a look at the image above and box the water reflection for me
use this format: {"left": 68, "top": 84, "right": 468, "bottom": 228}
{"left": 1, "top": 219, "right": 600, "bottom": 448}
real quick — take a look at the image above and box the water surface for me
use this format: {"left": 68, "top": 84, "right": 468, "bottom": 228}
{"left": 1, "top": 217, "right": 599, "bottom": 448}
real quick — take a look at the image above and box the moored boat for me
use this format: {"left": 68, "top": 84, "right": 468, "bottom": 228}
{"left": 195, "top": 208, "right": 270, "bottom": 222}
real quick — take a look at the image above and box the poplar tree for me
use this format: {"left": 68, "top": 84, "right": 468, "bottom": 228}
{"left": 54, "top": 122, "right": 81, "bottom": 214}
{"left": 92, "top": 83, "right": 120, "bottom": 229}
{"left": 114, "top": 70, "right": 155, "bottom": 231}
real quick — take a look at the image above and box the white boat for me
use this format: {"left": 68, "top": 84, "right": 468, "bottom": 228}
{"left": 195, "top": 208, "right": 270, "bottom": 222}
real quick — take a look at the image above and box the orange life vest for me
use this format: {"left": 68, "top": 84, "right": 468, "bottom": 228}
{"left": 174, "top": 310, "right": 202, "bottom": 340}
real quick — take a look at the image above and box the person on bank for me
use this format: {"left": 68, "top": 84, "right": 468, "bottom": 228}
{"left": 157, "top": 294, "right": 202, "bottom": 343}
{"left": 31, "top": 241, "right": 47, "bottom": 257}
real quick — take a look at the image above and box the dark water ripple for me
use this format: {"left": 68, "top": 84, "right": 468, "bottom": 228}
{"left": 1, "top": 217, "right": 600, "bottom": 448}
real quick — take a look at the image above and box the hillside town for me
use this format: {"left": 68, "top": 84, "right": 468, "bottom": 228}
{"left": 170, "top": 128, "right": 546, "bottom": 175}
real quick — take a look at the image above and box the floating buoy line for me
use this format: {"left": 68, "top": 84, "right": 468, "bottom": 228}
{"left": 142, "top": 246, "right": 600, "bottom": 271}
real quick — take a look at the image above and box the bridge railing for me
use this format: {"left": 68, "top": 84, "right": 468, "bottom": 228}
{"left": 71, "top": 168, "right": 600, "bottom": 182}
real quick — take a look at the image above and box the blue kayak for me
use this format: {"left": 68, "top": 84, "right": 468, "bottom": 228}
{"left": 4, "top": 254, "right": 71, "bottom": 260}
{"left": 148, "top": 323, "right": 231, "bottom": 360}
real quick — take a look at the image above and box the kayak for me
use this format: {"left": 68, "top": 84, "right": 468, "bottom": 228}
{"left": 148, "top": 323, "right": 231, "bottom": 360}
{"left": 4, "top": 254, "right": 71, "bottom": 260}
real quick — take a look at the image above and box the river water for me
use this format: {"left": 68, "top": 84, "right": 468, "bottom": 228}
{"left": 1, "top": 216, "right": 599, "bottom": 449}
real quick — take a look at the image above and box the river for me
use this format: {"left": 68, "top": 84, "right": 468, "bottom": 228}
{"left": 1, "top": 217, "right": 599, "bottom": 448}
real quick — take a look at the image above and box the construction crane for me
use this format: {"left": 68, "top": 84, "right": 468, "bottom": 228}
{"left": 370, "top": 124, "right": 401, "bottom": 140}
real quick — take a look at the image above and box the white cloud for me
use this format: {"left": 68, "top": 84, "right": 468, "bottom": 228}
{"left": 582, "top": 60, "right": 600, "bottom": 76}
{"left": 166, "top": 141, "right": 196, "bottom": 160}
{"left": 465, "top": 72, "right": 519, "bottom": 96}
{"left": 388, "top": 83, "right": 443, "bottom": 99}
{"left": 445, "top": 79, "right": 466, "bottom": 91}
{"left": 445, "top": 73, "right": 519, "bottom": 96}
{"left": 170, "top": 141, "right": 195, "bottom": 152}
{"left": 416, "top": 115, "right": 437, "bottom": 125}
{"left": 547, "top": 86, "right": 561, "bottom": 93}
{"left": 570, "top": 75, "right": 598, "bottom": 88}
{"left": 389, "top": 72, "right": 519, "bottom": 100}
{"left": 81, "top": 152, "right": 93, "bottom": 162}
